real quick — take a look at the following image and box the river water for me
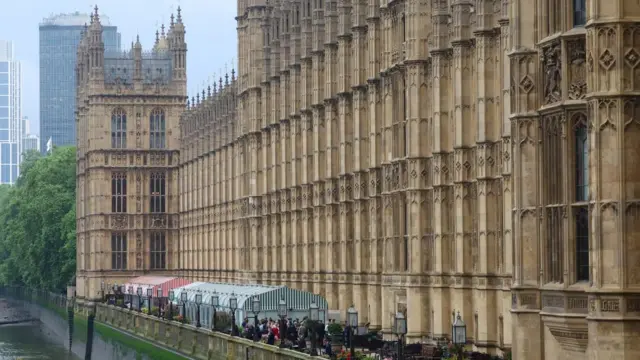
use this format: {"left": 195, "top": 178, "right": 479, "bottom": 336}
{"left": 0, "top": 322, "right": 79, "bottom": 360}
{"left": 0, "top": 298, "right": 155, "bottom": 360}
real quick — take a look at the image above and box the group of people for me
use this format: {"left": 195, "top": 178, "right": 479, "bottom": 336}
{"left": 240, "top": 316, "right": 335, "bottom": 355}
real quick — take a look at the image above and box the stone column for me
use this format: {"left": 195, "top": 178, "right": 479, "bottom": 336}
{"left": 585, "top": 9, "right": 640, "bottom": 359}
{"left": 431, "top": 0, "right": 454, "bottom": 337}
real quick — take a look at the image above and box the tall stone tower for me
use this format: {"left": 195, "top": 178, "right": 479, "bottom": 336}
{"left": 75, "top": 6, "right": 187, "bottom": 302}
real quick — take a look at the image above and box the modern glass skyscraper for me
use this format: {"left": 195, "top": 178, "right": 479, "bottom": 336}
{"left": 39, "top": 12, "right": 120, "bottom": 152}
{"left": 0, "top": 40, "right": 22, "bottom": 185}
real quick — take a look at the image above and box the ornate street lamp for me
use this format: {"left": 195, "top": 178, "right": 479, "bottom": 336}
{"left": 309, "top": 302, "right": 319, "bottom": 356}
{"left": 229, "top": 293, "right": 238, "bottom": 336}
{"left": 180, "top": 290, "right": 188, "bottom": 323}
{"left": 127, "top": 286, "right": 133, "bottom": 310}
{"left": 136, "top": 286, "right": 143, "bottom": 312}
{"left": 347, "top": 305, "right": 358, "bottom": 357}
{"left": 252, "top": 296, "right": 261, "bottom": 342}
{"left": 146, "top": 287, "right": 153, "bottom": 315}
{"left": 452, "top": 311, "right": 467, "bottom": 360}
{"left": 100, "top": 281, "right": 105, "bottom": 301}
{"left": 394, "top": 312, "right": 407, "bottom": 360}
{"left": 168, "top": 289, "right": 174, "bottom": 320}
{"left": 211, "top": 291, "right": 219, "bottom": 331}
{"left": 278, "top": 298, "right": 288, "bottom": 348}
{"left": 156, "top": 288, "right": 163, "bottom": 319}
{"left": 195, "top": 291, "right": 203, "bottom": 328}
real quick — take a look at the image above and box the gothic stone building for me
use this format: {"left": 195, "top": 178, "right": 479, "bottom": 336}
{"left": 75, "top": 8, "right": 187, "bottom": 303}
{"left": 177, "top": 0, "right": 640, "bottom": 359}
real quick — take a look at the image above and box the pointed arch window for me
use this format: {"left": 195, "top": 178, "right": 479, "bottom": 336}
{"left": 574, "top": 114, "right": 590, "bottom": 282}
{"left": 111, "top": 172, "right": 127, "bottom": 213}
{"left": 150, "top": 172, "right": 166, "bottom": 213}
{"left": 111, "top": 232, "right": 127, "bottom": 270}
{"left": 150, "top": 108, "right": 166, "bottom": 149}
{"left": 150, "top": 231, "right": 166, "bottom": 269}
{"left": 111, "top": 108, "right": 127, "bottom": 149}
{"left": 573, "top": 0, "right": 586, "bottom": 27}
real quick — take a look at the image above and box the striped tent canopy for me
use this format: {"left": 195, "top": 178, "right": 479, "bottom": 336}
{"left": 171, "top": 281, "right": 329, "bottom": 327}
{"left": 122, "top": 276, "right": 191, "bottom": 298}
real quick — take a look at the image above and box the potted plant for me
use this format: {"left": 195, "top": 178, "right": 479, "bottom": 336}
{"left": 328, "top": 322, "right": 344, "bottom": 353}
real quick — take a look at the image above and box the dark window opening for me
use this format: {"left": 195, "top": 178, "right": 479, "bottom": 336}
{"left": 575, "top": 206, "right": 590, "bottom": 282}
{"left": 574, "top": 0, "right": 586, "bottom": 26}
{"left": 150, "top": 108, "right": 166, "bottom": 149}
{"left": 150, "top": 172, "right": 166, "bottom": 213}
{"left": 111, "top": 172, "right": 127, "bottom": 213}
{"left": 111, "top": 232, "right": 127, "bottom": 270}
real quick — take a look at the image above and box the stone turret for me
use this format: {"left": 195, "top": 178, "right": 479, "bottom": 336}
{"left": 170, "top": 6, "right": 187, "bottom": 85}
{"left": 88, "top": 5, "right": 104, "bottom": 81}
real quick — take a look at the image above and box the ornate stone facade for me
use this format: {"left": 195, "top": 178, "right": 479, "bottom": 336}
{"left": 75, "top": 8, "right": 187, "bottom": 302}
{"left": 75, "top": 1, "right": 640, "bottom": 359}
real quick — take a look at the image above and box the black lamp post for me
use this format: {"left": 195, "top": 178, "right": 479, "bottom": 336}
{"left": 251, "top": 296, "right": 261, "bottom": 342}
{"left": 180, "top": 290, "right": 187, "bottom": 323}
{"left": 118, "top": 285, "right": 125, "bottom": 308}
{"left": 156, "top": 288, "right": 163, "bottom": 318}
{"left": 146, "top": 287, "right": 153, "bottom": 314}
{"left": 195, "top": 291, "right": 202, "bottom": 328}
{"left": 394, "top": 312, "right": 407, "bottom": 360}
{"left": 211, "top": 291, "right": 219, "bottom": 331}
{"left": 309, "top": 302, "right": 319, "bottom": 356}
{"left": 136, "top": 286, "right": 143, "bottom": 312}
{"left": 229, "top": 293, "right": 238, "bottom": 336}
{"left": 278, "top": 298, "right": 287, "bottom": 348}
{"left": 100, "top": 281, "right": 105, "bottom": 302}
{"left": 452, "top": 311, "right": 467, "bottom": 360}
{"left": 347, "top": 305, "right": 358, "bottom": 357}
{"left": 168, "top": 290, "right": 174, "bottom": 320}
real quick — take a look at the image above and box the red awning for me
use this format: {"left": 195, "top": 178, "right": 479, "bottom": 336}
{"left": 123, "top": 276, "right": 191, "bottom": 297}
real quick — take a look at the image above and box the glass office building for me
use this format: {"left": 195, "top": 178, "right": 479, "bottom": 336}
{"left": 39, "top": 12, "right": 120, "bottom": 152}
{"left": 0, "top": 40, "right": 22, "bottom": 185}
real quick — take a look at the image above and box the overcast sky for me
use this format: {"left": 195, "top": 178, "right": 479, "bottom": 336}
{"left": 0, "top": 0, "right": 238, "bottom": 136}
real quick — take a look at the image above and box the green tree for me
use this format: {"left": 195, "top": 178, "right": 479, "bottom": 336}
{"left": 0, "top": 146, "right": 76, "bottom": 292}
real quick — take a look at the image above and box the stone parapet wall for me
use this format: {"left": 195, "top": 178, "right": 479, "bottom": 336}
{"left": 94, "top": 303, "right": 320, "bottom": 360}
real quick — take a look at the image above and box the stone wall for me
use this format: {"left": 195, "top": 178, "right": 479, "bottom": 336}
{"left": 93, "top": 303, "right": 320, "bottom": 360}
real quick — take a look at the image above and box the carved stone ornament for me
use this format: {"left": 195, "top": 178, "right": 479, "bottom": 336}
{"left": 151, "top": 215, "right": 167, "bottom": 228}
{"left": 568, "top": 40, "right": 587, "bottom": 100}
{"left": 543, "top": 43, "right": 562, "bottom": 104}
{"left": 111, "top": 215, "right": 127, "bottom": 229}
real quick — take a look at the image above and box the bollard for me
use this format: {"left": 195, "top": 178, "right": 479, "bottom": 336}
{"left": 84, "top": 306, "right": 96, "bottom": 360}
{"left": 67, "top": 304, "right": 74, "bottom": 351}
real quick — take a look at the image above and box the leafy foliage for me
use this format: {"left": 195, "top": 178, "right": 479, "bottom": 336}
{"left": 0, "top": 147, "right": 76, "bottom": 292}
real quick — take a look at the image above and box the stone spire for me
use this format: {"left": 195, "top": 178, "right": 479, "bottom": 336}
{"left": 93, "top": 5, "right": 100, "bottom": 23}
